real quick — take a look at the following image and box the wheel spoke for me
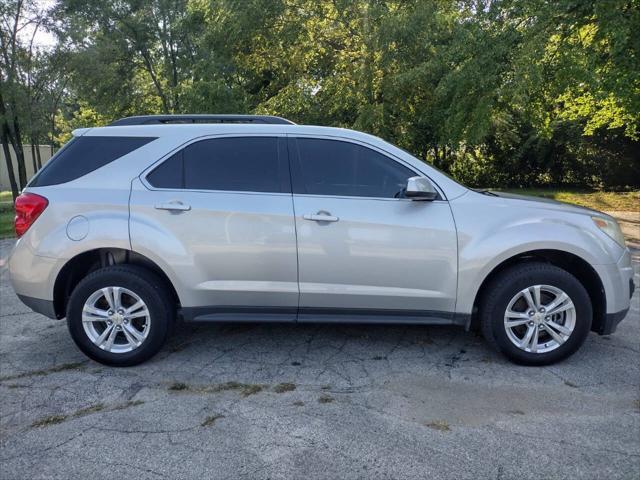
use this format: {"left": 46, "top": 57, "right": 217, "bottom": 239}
{"left": 123, "top": 324, "right": 145, "bottom": 343}
{"left": 505, "top": 318, "right": 530, "bottom": 328}
{"left": 530, "top": 327, "right": 539, "bottom": 353}
{"left": 544, "top": 292, "right": 568, "bottom": 315}
{"left": 519, "top": 325, "right": 535, "bottom": 349}
{"left": 82, "top": 306, "right": 109, "bottom": 322}
{"left": 127, "top": 309, "right": 149, "bottom": 320}
{"left": 125, "top": 300, "right": 145, "bottom": 315}
{"left": 102, "top": 287, "right": 117, "bottom": 311}
{"left": 546, "top": 301, "right": 573, "bottom": 316}
{"left": 545, "top": 320, "right": 572, "bottom": 336}
{"left": 532, "top": 285, "right": 542, "bottom": 310}
{"left": 83, "top": 305, "right": 109, "bottom": 317}
{"left": 121, "top": 326, "right": 139, "bottom": 348}
{"left": 506, "top": 309, "right": 530, "bottom": 319}
{"left": 95, "top": 324, "right": 114, "bottom": 347}
{"left": 544, "top": 323, "right": 567, "bottom": 345}
{"left": 521, "top": 288, "right": 537, "bottom": 311}
{"left": 113, "top": 287, "right": 123, "bottom": 310}
{"left": 103, "top": 326, "right": 118, "bottom": 351}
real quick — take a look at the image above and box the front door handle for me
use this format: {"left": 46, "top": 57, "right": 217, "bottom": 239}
{"left": 303, "top": 212, "right": 339, "bottom": 222}
{"left": 154, "top": 201, "right": 191, "bottom": 212}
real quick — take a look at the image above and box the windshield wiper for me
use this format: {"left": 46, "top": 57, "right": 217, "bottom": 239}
{"left": 473, "top": 188, "right": 498, "bottom": 196}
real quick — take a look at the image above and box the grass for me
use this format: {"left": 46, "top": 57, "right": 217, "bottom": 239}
{"left": 273, "top": 382, "right": 296, "bottom": 393}
{"left": 31, "top": 415, "right": 68, "bottom": 428}
{"left": 167, "top": 381, "right": 265, "bottom": 397}
{"left": 318, "top": 394, "right": 335, "bottom": 404}
{"left": 201, "top": 414, "right": 225, "bottom": 427}
{"left": 0, "top": 361, "right": 87, "bottom": 382}
{"left": 30, "top": 400, "right": 144, "bottom": 428}
{"left": 0, "top": 206, "right": 13, "bottom": 239}
{"left": 499, "top": 188, "right": 639, "bottom": 212}
{"left": 424, "top": 420, "right": 451, "bottom": 432}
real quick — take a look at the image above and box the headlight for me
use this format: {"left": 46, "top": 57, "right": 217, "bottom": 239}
{"left": 592, "top": 216, "right": 626, "bottom": 247}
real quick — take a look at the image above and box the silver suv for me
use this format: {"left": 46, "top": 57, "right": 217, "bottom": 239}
{"left": 8, "top": 115, "right": 634, "bottom": 366}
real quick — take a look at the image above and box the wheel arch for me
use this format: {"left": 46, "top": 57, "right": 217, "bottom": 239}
{"left": 53, "top": 248, "right": 180, "bottom": 319}
{"left": 469, "top": 249, "right": 606, "bottom": 334}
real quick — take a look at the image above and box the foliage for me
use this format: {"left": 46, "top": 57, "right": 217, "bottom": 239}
{"left": 499, "top": 189, "right": 640, "bottom": 212}
{"left": 2, "top": 0, "right": 640, "bottom": 190}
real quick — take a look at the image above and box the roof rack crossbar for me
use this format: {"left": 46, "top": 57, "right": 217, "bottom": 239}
{"left": 109, "top": 114, "right": 295, "bottom": 126}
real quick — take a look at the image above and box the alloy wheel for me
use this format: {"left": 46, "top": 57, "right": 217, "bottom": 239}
{"left": 503, "top": 284, "right": 576, "bottom": 354}
{"left": 82, "top": 286, "right": 151, "bottom": 353}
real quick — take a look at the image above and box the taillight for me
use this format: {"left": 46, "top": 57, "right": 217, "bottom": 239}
{"left": 15, "top": 193, "right": 48, "bottom": 237}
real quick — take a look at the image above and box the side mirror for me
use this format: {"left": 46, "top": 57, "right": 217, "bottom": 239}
{"left": 404, "top": 176, "right": 438, "bottom": 201}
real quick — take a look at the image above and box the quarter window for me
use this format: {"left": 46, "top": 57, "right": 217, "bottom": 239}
{"left": 30, "top": 136, "right": 156, "bottom": 187}
{"left": 292, "top": 138, "right": 415, "bottom": 198}
{"left": 146, "top": 152, "right": 183, "bottom": 189}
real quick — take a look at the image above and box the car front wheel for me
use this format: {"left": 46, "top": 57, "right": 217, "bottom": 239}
{"left": 480, "top": 262, "right": 592, "bottom": 365}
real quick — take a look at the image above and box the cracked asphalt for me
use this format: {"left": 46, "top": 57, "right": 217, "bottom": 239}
{"left": 1, "top": 238, "right": 639, "bottom": 480}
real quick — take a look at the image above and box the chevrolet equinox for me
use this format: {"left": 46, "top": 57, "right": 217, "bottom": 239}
{"left": 8, "top": 114, "right": 634, "bottom": 366}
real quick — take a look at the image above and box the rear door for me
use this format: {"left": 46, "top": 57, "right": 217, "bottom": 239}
{"left": 289, "top": 136, "right": 458, "bottom": 322}
{"left": 129, "top": 135, "right": 299, "bottom": 320}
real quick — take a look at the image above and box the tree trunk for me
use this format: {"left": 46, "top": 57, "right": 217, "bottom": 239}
{"left": 30, "top": 141, "right": 37, "bottom": 173}
{"left": 0, "top": 91, "right": 27, "bottom": 188}
{"left": 1, "top": 127, "right": 19, "bottom": 201}
{"left": 11, "top": 115, "right": 27, "bottom": 188}
{"left": 442, "top": 145, "right": 448, "bottom": 170}
{"left": 35, "top": 140, "right": 42, "bottom": 169}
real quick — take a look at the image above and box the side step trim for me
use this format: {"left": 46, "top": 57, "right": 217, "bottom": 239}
{"left": 180, "top": 305, "right": 464, "bottom": 326}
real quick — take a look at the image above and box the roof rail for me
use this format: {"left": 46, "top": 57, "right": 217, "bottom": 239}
{"left": 109, "top": 114, "right": 295, "bottom": 126}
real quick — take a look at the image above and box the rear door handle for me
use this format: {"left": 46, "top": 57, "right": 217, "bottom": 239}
{"left": 303, "top": 212, "right": 339, "bottom": 222}
{"left": 154, "top": 201, "right": 191, "bottom": 212}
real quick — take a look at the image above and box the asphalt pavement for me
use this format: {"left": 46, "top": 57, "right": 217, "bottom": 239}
{"left": 1, "top": 238, "right": 638, "bottom": 479}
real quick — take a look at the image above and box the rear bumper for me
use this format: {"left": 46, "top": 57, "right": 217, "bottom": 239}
{"left": 8, "top": 239, "right": 63, "bottom": 304}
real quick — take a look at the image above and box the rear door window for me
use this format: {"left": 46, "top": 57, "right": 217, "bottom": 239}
{"left": 146, "top": 136, "right": 289, "bottom": 193}
{"left": 30, "top": 136, "right": 156, "bottom": 187}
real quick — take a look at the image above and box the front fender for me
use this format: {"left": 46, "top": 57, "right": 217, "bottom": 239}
{"left": 452, "top": 196, "right": 622, "bottom": 316}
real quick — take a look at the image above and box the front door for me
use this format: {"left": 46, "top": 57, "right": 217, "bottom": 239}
{"left": 289, "top": 136, "right": 458, "bottom": 323}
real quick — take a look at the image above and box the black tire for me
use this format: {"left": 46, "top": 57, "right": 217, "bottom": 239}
{"left": 67, "top": 265, "right": 174, "bottom": 366}
{"left": 480, "top": 262, "right": 592, "bottom": 366}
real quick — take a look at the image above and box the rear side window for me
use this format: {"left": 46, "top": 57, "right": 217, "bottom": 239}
{"left": 30, "top": 136, "right": 156, "bottom": 187}
{"left": 292, "top": 138, "right": 415, "bottom": 198}
{"left": 147, "top": 137, "right": 288, "bottom": 193}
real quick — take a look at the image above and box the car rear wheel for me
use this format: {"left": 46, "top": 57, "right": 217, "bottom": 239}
{"left": 67, "top": 265, "right": 174, "bottom": 366}
{"left": 480, "top": 262, "right": 592, "bottom": 365}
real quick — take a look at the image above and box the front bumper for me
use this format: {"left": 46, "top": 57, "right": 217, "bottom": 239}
{"left": 598, "top": 307, "right": 631, "bottom": 335}
{"left": 592, "top": 248, "right": 635, "bottom": 335}
{"left": 16, "top": 294, "right": 57, "bottom": 319}
{"left": 600, "top": 277, "right": 635, "bottom": 334}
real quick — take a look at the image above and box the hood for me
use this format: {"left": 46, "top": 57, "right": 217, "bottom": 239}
{"left": 487, "top": 191, "right": 608, "bottom": 218}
